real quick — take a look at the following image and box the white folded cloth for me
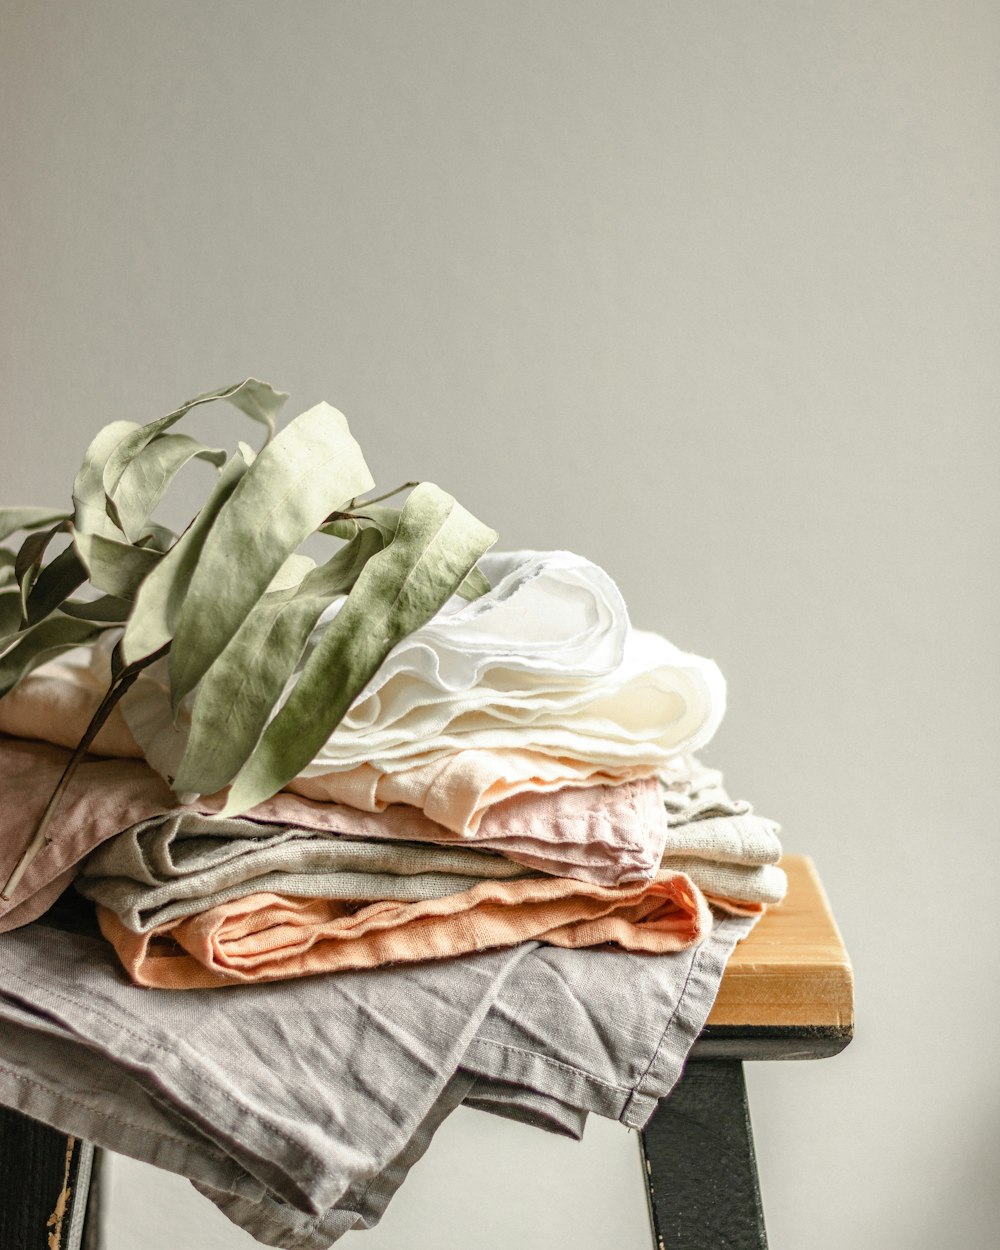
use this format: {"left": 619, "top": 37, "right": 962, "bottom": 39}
{"left": 126, "top": 549, "right": 724, "bottom": 782}
{"left": 0, "top": 550, "right": 726, "bottom": 799}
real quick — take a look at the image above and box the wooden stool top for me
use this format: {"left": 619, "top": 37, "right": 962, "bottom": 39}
{"left": 695, "top": 855, "right": 854, "bottom": 1061}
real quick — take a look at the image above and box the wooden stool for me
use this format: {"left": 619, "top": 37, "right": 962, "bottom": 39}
{"left": 0, "top": 856, "right": 852, "bottom": 1250}
{"left": 640, "top": 855, "right": 854, "bottom": 1248}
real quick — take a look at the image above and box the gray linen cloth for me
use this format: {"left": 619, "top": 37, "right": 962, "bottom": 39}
{"left": 77, "top": 814, "right": 535, "bottom": 932}
{"left": 0, "top": 904, "right": 754, "bottom": 1249}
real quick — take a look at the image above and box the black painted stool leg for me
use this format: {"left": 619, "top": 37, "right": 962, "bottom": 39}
{"left": 640, "top": 1061, "right": 768, "bottom": 1250}
{"left": 0, "top": 1107, "right": 98, "bottom": 1250}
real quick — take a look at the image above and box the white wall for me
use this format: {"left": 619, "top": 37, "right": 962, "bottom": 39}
{"left": 2, "top": 3, "right": 998, "bottom": 1247}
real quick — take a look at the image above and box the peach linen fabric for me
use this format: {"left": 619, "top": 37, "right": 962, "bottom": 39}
{"left": 97, "top": 869, "right": 713, "bottom": 989}
{"left": 0, "top": 735, "right": 669, "bottom": 932}
{"left": 283, "top": 751, "right": 660, "bottom": 836}
{"left": 0, "top": 659, "right": 143, "bottom": 758}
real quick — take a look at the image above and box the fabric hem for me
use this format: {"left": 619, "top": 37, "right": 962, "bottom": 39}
{"left": 621, "top": 912, "right": 759, "bottom": 1128}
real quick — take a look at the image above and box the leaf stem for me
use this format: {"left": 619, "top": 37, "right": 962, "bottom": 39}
{"left": 353, "top": 480, "right": 420, "bottom": 508}
{"left": 0, "top": 643, "right": 169, "bottom": 901}
{"left": 320, "top": 482, "right": 419, "bottom": 530}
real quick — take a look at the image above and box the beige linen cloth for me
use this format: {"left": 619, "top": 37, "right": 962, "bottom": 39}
{"left": 78, "top": 811, "right": 538, "bottom": 931}
{"left": 659, "top": 757, "right": 787, "bottom": 907}
{"left": 96, "top": 869, "right": 713, "bottom": 989}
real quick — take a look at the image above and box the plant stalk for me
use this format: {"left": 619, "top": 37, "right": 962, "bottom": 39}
{"left": 0, "top": 643, "right": 169, "bottom": 901}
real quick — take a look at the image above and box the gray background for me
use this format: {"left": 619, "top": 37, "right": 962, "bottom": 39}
{"left": 2, "top": 2, "right": 998, "bottom": 1247}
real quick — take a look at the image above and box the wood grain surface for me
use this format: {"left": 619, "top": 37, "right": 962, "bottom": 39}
{"left": 707, "top": 855, "right": 854, "bottom": 1031}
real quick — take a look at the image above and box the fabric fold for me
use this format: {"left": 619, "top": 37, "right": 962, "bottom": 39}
{"left": 77, "top": 813, "right": 536, "bottom": 932}
{"left": 97, "top": 869, "right": 713, "bottom": 988}
{"left": 661, "top": 856, "right": 787, "bottom": 906}
{"left": 0, "top": 919, "right": 535, "bottom": 1218}
{"left": 0, "top": 736, "right": 672, "bottom": 934}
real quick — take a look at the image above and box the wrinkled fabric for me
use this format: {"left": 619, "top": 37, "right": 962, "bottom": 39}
{"left": 0, "top": 653, "right": 143, "bottom": 757}
{"left": 0, "top": 736, "right": 670, "bottom": 934}
{"left": 285, "top": 750, "right": 661, "bottom": 837}
{"left": 664, "top": 857, "right": 787, "bottom": 906}
{"left": 130, "top": 551, "right": 727, "bottom": 779}
{"left": 77, "top": 803, "right": 782, "bottom": 936}
{"left": 0, "top": 902, "right": 755, "bottom": 1248}
{"left": 0, "top": 917, "right": 530, "bottom": 1229}
{"left": 0, "top": 737, "right": 176, "bottom": 932}
{"left": 78, "top": 813, "right": 536, "bottom": 931}
{"left": 0, "top": 661, "right": 663, "bottom": 838}
{"left": 661, "top": 757, "right": 762, "bottom": 823}
{"left": 661, "top": 813, "right": 783, "bottom": 866}
{"left": 96, "top": 869, "right": 713, "bottom": 987}
{"left": 658, "top": 757, "right": 786, "bottom": 898}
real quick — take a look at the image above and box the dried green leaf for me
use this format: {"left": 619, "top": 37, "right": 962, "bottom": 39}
{"left": 218, "top": 482, "right": 497, "bottom": 815}
{"left": 113, "top": 433, "right": 226, "bottom": 541}
{"left": 24, "top": 544, "right": 88, "bottom": 625}
{"left": 72, "top": 420, "right": 140, "bottom": 538}
{"left": 267, "top": 553, "right": 317, "bottom": 594}
{"left": 173, "top": 527, "right": 384, "bottom": 795}
{"left": 320, "top": 503, "right": 402, "bottom": 545}
{"left": 0, "top": 614, "right": 107, "bottom": 698}
{"left": 71, "top": 530, "right": 161, "bottom": 599}
{"left": 0, "top": 549, "right": 15, "bottom": 590}
{"left": 0, "top": 508, "right": 71, "bottom": 544}
{"left": 59, "top": 594, "right": 133, "bottom": 624}
{"left": 102, "top": 379, "right": 288, "bottom": 531}
{"left": 323, "top": 503, "right": 490, "bottom": 601}
{"left": 119, "top": 451, "right": 251, "bottom": 666}
{"left": 137, "top": 522, "right": 179, "bottom": 553}
{"left": 457, "top": 563, "right": 491, "bottom": 601}
{"left": 0, "top": 590, "right": 22, "bottom": 640}
{"left": 14, "top": 523, "right": 66, "bottom": 620}
{"left": 168, "top": 402, "right": 375, "bottom": 710}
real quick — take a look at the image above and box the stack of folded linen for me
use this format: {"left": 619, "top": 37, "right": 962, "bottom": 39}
{"left": 0, "top": 547, "right": 787, "bottom": 1247}
{"left": 0, "top": 549, "right": 786, "bottom": 981}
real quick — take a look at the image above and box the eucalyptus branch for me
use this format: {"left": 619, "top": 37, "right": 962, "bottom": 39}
{"left": 0, "top": 643, "right": 170, "bottom": 901}
{"left": 1, "top": 382, "right": 495, "bottom": 838}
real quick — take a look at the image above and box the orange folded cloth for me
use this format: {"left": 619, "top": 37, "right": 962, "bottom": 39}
{"left": 97, "top": 869, "right": 713, "bottom": 989}
{"left": 704, "top": 895, "right": 765, "bottom": 917}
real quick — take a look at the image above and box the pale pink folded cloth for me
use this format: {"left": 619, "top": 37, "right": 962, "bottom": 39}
{"left": 0, "top": 663, "right": 659, "bottom": 835}
{"left": 97, "top": 869, "right": 713, "bottom": 989}
{"left": 0, "top": 735, "right": 669, "bottom": 932}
